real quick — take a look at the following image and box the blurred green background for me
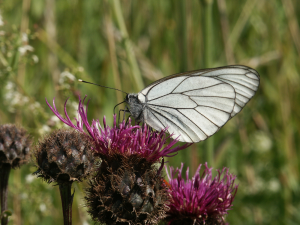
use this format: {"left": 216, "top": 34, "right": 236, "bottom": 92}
{"left": 0, "top": 0, "right": 299, "bottom": 224}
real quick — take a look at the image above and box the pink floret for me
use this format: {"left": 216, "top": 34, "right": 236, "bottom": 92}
{"left": 46, "top": 96, "right": 190, "bottom": 162}
{"left": 165, "top": 163, "right": 238, "bottom": 224}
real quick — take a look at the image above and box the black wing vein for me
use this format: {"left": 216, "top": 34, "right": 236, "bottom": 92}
{"left": 139, "top": 65, "right": 259, "bottom": 143}
{"left": 149, "top": 107, "right": 195, "bottom": 142}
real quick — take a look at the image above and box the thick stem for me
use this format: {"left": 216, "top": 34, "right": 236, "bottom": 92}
{"left": 59, "top": 182, "right": 74, "bottom": 225}
{"left": 0, "top": 164, "right": 11, "bottom": 225}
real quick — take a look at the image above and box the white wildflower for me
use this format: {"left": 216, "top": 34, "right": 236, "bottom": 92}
{"left": 250, "top": 131, "right": 272, "bottom": 153}
{"left": 70, "top": 100, "right": 79, "bottom": 118}
{"left": 20, "top": 193, "right": 28, "bottom": 199}
{"left": 21, "top": 33, "right": 28, "bottom": 43}
{"left": 245, "top": 176, "right": 265, "bottom": 194}
{"left": 29, "top": 101, "right": 41, "bottom": 110}
{"left": 4, "top": 81, "right": 29, "bottom": 113}
{"left": 5, "top": 81, "right": 14, "bottom": 90}
{"left": 39, "top": 203, "right": 46, "bottom": 212}
{"left": 0, "top": 12, "right": 4, "bottom": 26}
{"left": 32, "top": 55, "right": 39, "bottom": 63}
{"left": 268, "top": 179, "right": 280, "bottom": 192}
{"left": 47, "top": 115, "right": 61, "bottom": 127}
{"left": 18, "top": 45, "right": 34, "bottom": 55}
{"left": 59, "top": 71, "right": 75, "bottom": 84}
{"left": 23, "top": 96, "right": 29, "bottom": 103}
{"left": 29, "top": 102, "right": 41, "bottom": 114}
{"left": 25, "top": 174, "right": 36, "bottom": 184}
{"left": 50, "top": 115, "right": 60, "bottom": 123}
{"left": 78, "top": 66, "right": 84, "bottom": 72}
{"left": 39, "top": 125, "right": 51, "bottom": 135}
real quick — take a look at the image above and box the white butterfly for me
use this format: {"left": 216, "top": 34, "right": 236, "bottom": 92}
{"left": 126, "top": 65, "right": 260, "bottom": 143}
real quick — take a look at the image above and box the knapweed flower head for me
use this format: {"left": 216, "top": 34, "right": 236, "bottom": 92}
{"left": 46, "top": 96, "right": 191, "bottom": 225}
{"left": 46, "top": 96, "right": 189, "bottom": 162}
{"left": 0, "top": 124, "right": 31, "bottom": 168}
{"left": 165, "top": 163, "right": 238, "bottom": 225}
{"left": 34, "top": 129, "right": 95, "bottom": 183}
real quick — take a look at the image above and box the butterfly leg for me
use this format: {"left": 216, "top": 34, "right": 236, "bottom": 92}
{"left": 113, "top": 100, "right": 125, "bottom": 115}
{"left": 118, "top": 108, "right": 130, "bottom": 124}
{"left": 125, "top": 115, "right": 132, "bottom": 125}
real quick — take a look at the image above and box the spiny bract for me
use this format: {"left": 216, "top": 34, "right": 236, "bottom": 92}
{"left": 35, "top": 129, "right": 95, "bottom": 183}
{"left": 85, "top": 153, "right": 169, "bottom": 225}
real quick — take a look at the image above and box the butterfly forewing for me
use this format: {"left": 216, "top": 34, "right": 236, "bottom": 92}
{"left": 136, "top": 65, "right": 259, "bottom": 143}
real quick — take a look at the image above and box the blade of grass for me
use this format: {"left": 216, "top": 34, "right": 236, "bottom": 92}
{"left": 201, "top": 0, "right": 214, "bottom": 167}
{"left": 239, "top": 50, "right": 281, "bottom": 68}
{"left": 103, "top": 22, "right": 164, "bottom": 81}
{"left": 217, "top": 0, "right": 235, "bottom": 64}
{"left": 228, "top": 0, "right": 259, "bottom": 49}
{"left": 111, "top": 0, "right": 144, "bottom": 92}
{"left": 281, "top": 0, "right": 300, "bottom": 57}
{"left": 36, "top": 29, "right": 91, "bottom": 81}
{"left": 45, "top": 0, "right": 60, "bottom": 89}
{"left": 105, "top": 11, "right": 124, "bottom": 104}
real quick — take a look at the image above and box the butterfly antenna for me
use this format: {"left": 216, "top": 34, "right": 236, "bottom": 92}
{"left": 78, "top": 79, "right": 128, "bottom": 94}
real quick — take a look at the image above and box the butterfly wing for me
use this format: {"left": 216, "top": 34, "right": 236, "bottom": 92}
{"left": 137, "top": 65, "right": 260, "bottom": 143}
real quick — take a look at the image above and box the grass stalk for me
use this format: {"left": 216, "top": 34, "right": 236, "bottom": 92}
{"left": 217, "top": 0, "right": 235, "bottom": 64}
{"left": 178, "top": 1, "right": 188, "bottom": 72}
{"left": 201, "top": 0, "right": 214, "bottom": 167}
{"left": 36, "top": 29, "right": 90, "bottom": 80}
{"left": 228, "top": 0, "right": 259, "bottom": 49}
{"left": 203, "top": 0, "right": 213, "bottom": 68}
{"left": 45, "top": 0, "right": 60, "bottom": 89}
{"left": 105, "top": 11, "right": 124, "bottom": 104}
{"left": 281, "top": 0, "right": 300, "bottom": 57}
{"left": 17, "top": 0, "right": 31, "bottom": 88}
{"left": 111, "top": 0, "right": 144, "bottom": 92}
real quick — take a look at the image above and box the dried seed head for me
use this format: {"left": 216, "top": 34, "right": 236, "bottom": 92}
{"left": 85, "top": 153, "right": 169, "bottom": 225}
{"left": 0, "top": 124, "right": 31, "bottom": 168}
{"left": 34, "top": 129, "right": 95, "bottom": 183}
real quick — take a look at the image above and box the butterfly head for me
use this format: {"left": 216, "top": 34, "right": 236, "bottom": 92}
{"left": 125, "top": 93, "right": 144, "bottom": 122}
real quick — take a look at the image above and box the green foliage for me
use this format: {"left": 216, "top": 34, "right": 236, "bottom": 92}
{"left": 0, "top": 0, "right": 299, "bottom": 224}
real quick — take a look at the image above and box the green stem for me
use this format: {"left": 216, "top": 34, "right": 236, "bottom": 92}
{"left": 203, "top": 0, "right": 213, "bottom": 68}
{"left": 112, "top": 0, "right": 144, "bottom": 92}
{"left": 0, "top": 51, "right": 8, "bottom": 68}
{"left": 202, "top": 0, "right": 214, "bottom": 167}
{"left": 0, "top": 164, "right": 11, "bottom": 225}
{"left": 59, "top": 182, "right": 74, "bottom": 225}
{"left": 178, "top": 1, "right": 188, "bottom": 72}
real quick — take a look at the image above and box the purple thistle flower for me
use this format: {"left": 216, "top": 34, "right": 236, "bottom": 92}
{"left": 46, "top": 96, "right": 190, "bottom": 162}
{"left": 165, "top": 163, "right": 238, "bottom": 225}
{"left": 46, "top": 96, "right": 192, "bottom": 224}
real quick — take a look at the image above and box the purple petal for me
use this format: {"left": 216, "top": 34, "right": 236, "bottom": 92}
{"left": 165, "top": 163, "right": 238, "bottom": 223}
{"left": 47, "top": 96, "right": 190, "bottom": 162}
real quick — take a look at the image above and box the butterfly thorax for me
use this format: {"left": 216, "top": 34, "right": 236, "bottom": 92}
{"left": 126, "top": 93, "right": 144, "bottom": 122}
